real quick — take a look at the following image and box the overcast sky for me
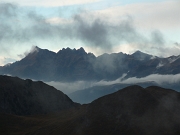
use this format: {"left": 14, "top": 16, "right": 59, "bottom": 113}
{"left": 0, "top": 0, "right": 179, "bottom": 65}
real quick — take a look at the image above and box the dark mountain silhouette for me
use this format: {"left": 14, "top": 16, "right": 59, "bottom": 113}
{"left": 0, "top": 46, "right": 98, "bottom": 81}
{"left": 0, "top": 47, "right": 180, "bottom": 81}
{"left": 53, "top": 47, "right": 97, "bottom": 81}
{"left": 0, "top": 75, "right": 79, "bottom": 115}
{"left": 1, "top": 46, "right": 180, "bottom": 81}
{"left": 1, "top": 85, "right": 180, "bottom": 135}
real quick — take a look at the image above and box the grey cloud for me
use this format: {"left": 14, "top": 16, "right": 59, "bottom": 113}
{"left": 0, "top": 2, "right": 174, "bottom": 57}
{"left": 91, "top": 53, "right": 128, "bottom": 74}
{"left": 70, "top": 14, "right": 168, "bottom": 53}
{"left": 0, "top": 3, "right": 18, "bottom": 17}
{"left": 175, "top": 42, "right": 180, "bottom": 47}
{"left": 73, "top": 14, "right": 150, "bottom": 51}
{"left": 74, "top": 15, "right": 111, "bottom": 50}
{"left": 151, "top": 30, "right": 165, "bottom": 45}
{"left": 152, "top": 46, "right": 180, "bottom": 57}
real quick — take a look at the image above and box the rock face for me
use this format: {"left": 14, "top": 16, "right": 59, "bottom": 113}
{"left": 1, "top": 85, "right": 180, "bottom": 135}
{"left": 1, "top": 46, "right": 180, "bottom": 82}
{"left": 0, "top": 75, "right": 79, "bottom": 115}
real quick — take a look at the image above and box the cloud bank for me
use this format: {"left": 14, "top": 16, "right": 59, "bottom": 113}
{"left": 46, "top": 74, "right": 180, "bottom": 94}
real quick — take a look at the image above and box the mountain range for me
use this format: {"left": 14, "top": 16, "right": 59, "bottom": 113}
{"left": 1, "top": 75, "right": 180, "bottom": 135}
{"left": 1, "top": 46, "right": 180, "bottom": 81}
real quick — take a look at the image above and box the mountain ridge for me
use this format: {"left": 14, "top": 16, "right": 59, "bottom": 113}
{"left": 1, "top": 46, "right": 180, "bottom": 82}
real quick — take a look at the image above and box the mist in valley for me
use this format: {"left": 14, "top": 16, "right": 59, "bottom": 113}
{"left": 45, "top": 73, "right": 180, "bottom": 103}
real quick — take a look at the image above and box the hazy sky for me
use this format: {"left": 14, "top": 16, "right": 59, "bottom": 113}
{"left": 0, "top": 0, "right": 179, "bottom": 65}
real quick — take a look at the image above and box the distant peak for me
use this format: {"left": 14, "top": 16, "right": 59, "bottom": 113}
{"left": 132, "top": 50, "right": 152, "bottom": 60}
{"left": 133, "top": 50, "right": 145, "bottom": 55}
{"left": 132, "top": 50, "right": 151, "bottom": 56}
{"left": 58, "top": 47, "right": 87, "bottom": 55}
{"left": 34, "top": 46, "right": 39, "bottom": 48}
{"left": 77, "top": 47, "right": 86, "bottom": 53}
{"left": 79, "top": 47, "right": 85, "bottom": 51}
{"left": 61, "top": 47, "right": 73, "bottom": 51}
{"left": 35, "top": 46, "right": 41, "bottom": 50}
{"left": 30, "top": 46, "right": 40, "bottom": 54}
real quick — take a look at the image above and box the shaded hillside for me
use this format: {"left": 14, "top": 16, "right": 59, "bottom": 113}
{"left": 1, "top": 85, "right": 180, "bottom": 135}
{"left": 85, "top": 85, "right": 180, "bottom": 135}
{"left": 0, "top": 75, "right": 79, "bottom": 115}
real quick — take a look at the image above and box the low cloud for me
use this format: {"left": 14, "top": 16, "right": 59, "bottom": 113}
{"left": 46, "top": 74, "right": 180, "bottom": 94}
{"left": 17, "top": 46, "right": 39, "bottom": 59}
{"left": 121, "top": 74, "right": 180, "bottom": 85}
{"left": 95, "top": 74, "right": 180, "bottom": 86}
{"left": 46, "top": 81, "right": 95, "bottom": 94}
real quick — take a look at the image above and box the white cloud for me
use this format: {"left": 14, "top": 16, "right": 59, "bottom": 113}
{"left": 2, "top": 0, "right": 101, "bottom": 7}
{"left": 46, "top": 81, "right": 95, "bottom": 94}
{"left": 0, "top": 57, "right": 16, "bottom": 66}
{"left": 99, "top": 0, "right": 180, "bottom": 30}
{"left": 0, "top": 57, "right": 4, "bottom": 66}
{"left": 121, "top": 74, "right": 180, "bottom": 84}
{"left": 95, "top": 74, "right": 180, "bottom": 86}
{"left": 46, "top": 74, "right": 180, "bottom": 95}
{"left": 153, "top": 45, "right": 180, "bottom": 57}
{"left": 45, "top": 17, "right": 74, "bottom": 25}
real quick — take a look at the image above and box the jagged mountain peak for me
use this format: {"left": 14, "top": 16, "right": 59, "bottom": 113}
{"left": 27, "top": 46, "right": 40, "bottom": 54}
{"left": 1, "top": 46, "right": 180, "bottom": 82}
{"left": 24, "top": 46, "right": 55, "bottom": 60}
{"left": 57, "top": 47, "right": 87, "bottom": 56}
